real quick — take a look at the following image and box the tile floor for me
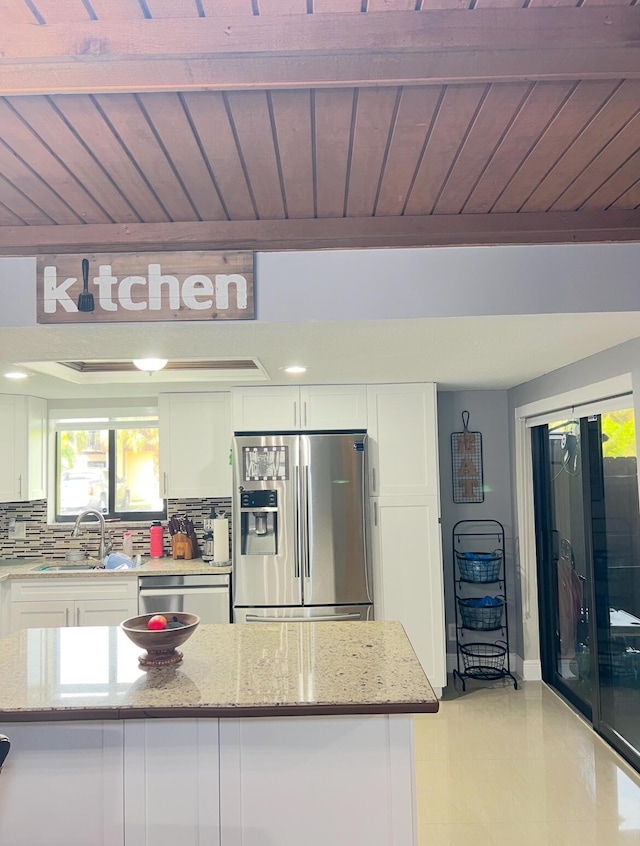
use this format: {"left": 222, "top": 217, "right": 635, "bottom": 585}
{"left": 414, "top": 680, "right": 640, "bottom": 845}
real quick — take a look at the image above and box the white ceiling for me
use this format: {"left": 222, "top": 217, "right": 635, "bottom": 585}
{"left": 1, "top": 311, "right": 639, "bottom": 400}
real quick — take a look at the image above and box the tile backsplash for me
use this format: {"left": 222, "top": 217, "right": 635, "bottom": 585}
{"left": 0, "top": 498, "right": 232, "bottom": 561}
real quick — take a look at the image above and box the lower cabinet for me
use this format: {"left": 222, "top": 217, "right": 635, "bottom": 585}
{"left": 9, "top": 578, "right": 138, "bottom": 634}
{"left": 370, "top": 495, "right": 446, "bottom": 690}
{"left": 0, "top": 721, "right": 125, "bottom": 845}
{"left": 0, "top": 716, "right": 414, "bottom": 846}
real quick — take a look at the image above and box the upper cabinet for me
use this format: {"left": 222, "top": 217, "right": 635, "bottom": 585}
{"left": 366, "top": 383, "right": 439, "bottom": 498}
{"left": 159, "top": 393, "right": 232, "bottom": 499}
{"left": 0, "top": 395, "right": 47, "bottom": 503}
{"left": 232, "top": 385, "right": 367, "bottom": 432}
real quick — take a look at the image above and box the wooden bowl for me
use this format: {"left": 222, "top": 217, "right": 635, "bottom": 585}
{"left": 120, "top": 612, "right": 200, "bottom": 668}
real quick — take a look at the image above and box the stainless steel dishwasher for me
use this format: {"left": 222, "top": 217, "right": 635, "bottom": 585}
{"left": 138, "top": 574, "right": 231, "bottom": 623}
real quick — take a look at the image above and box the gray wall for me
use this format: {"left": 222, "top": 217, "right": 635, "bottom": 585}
{"left": 438, "top": 391, "right": 514, "bottom": 655}
{"left": 507, "top": 335, "right": 640, "bottom": 666}
{"left": 4, "top": 242, "right": 640, "bottom": 327}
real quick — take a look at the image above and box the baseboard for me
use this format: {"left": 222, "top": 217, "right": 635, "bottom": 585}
{"left": 447, "top": 651, "right": 541, "bottom": 681}
{"left": 520, "top": 658, "right": 542, "bottom": 681}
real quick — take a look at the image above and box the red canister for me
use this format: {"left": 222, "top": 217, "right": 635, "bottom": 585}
{"left": 149, "top": 521, "right": 163, "bottom": 558}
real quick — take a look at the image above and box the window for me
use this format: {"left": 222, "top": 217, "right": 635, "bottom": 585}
{"left": 54, "top": 414, "right": 165, "bottom": 522}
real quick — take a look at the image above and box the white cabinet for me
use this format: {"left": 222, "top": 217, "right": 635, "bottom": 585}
{"left": 0, "top": 394, "right": 47, "bottom": 502}
{"left": 232, "top": 385, "right": 367, "bottom": 432}
{"left": 366, "top": 383, "right": 439, "bottom": 498}
{"left": 0, "top": 721, "right": 125, "bottom": 846}
{"left": 370, "top": 496, "right": 446, "bottom": 689}
{"left": 159, "top": 392, "right": 232, "bottom": 498}
{"left": 11, "top": 600, "right": 69, "bottom": 631}
{"left": 9, "top": 577, "right": 138, "bottom": 633}
{"left": 367, "top": 383, "right": 445, "bottom": 691}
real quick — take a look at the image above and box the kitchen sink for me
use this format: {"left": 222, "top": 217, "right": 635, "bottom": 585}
{"left": 31, "top": 564, "right": 104, "bottom": 573}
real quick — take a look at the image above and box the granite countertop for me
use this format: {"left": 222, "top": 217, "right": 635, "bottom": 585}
{"left": 0, "top": 621, "right": 438, "bottom": 721}
{"left": 0, "top": 557, "right": 231, "bottom": 581}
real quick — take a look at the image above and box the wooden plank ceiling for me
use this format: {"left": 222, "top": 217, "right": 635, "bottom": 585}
{"left": 0, "top": 0, "right": 638, "bottom": 252}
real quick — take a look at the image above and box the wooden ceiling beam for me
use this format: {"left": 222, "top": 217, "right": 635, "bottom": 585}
{"left": 1, "top": 211, "right": 639, "bottom": 254}
{"left": 0, "top": 8, "right": 639, "bottom": 95}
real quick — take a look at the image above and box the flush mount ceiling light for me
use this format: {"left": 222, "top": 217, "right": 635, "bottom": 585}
{"left": 4, "top": 371, "right": 29, "bottom": 380}
{"left": 283, "top": 365, "right": 307, "bottom": 375}
{"left": 132, "top": 358, "right": 168, "bottom": 374}
{"left": 16, "top": 358, "right": 268, "bottom": 385}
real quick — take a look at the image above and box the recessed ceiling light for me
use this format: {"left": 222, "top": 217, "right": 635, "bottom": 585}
{"left": 283, "top": 365, "right": 307, "bottom": 374}
{"left": 132, "top": 358, "right": 168, "bottom": 374}
{"left": 4, "top": 371, "right": 28, "bottom": 380}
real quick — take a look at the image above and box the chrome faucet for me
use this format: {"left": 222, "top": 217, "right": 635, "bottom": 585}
{"left": 71, "top": 508, "right": 111, "bottom": 563}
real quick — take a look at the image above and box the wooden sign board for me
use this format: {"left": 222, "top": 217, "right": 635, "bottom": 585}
{"left": 36, "top": 251, "right": 254, "bottom": 324}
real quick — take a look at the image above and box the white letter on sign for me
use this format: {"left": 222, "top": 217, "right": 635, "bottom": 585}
{"left": 215, "top": 274, "right": 247, "bottom": 310}
{"left": 119, "top": 276, "right": 147, "bottom": 311}
{"left": 182, "top": 274, "right": 213, "bottom": 310}
{"left": 43, "top": 266, "right": 78, "bottom": 313}
{"left": 148, "top": 264, "right": 180, "bottom": 311}
{"left": 94, "top": 265, "right": 118, "bottom": 312}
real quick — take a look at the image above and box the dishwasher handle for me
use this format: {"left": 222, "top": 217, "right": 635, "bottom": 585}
{"left": 245, "top": 613, "right": 361, "bottom": 623}
{"left": 139, "top": 587, "right": 228, "bottom": 597}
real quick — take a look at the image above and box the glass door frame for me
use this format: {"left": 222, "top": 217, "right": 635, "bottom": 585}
{"left": 532, "top": 415, "right": 640, "bottom": 775}
{"left": 532, "top": 421, "right": 596, "bottom": 720}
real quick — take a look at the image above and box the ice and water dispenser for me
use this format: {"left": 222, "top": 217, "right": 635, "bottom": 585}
{"left": 240, "top": 489, "right": 278, "bottom": 555}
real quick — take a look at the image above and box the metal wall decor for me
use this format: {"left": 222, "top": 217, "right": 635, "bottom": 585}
{"left": 451, "top": 410, "right": 484, "bottom": 503}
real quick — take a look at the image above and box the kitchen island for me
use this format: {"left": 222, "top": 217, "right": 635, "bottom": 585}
{"left": 0, "top": 620, "right": 437, "bottom": 846}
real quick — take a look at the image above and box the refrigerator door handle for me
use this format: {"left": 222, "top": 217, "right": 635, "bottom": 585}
{"left": 294, "top": 465, "right": 301, "bottom": 578}
{"left": 303, "top": 465, "right": 311, "bottom": 578}
{"left": 245, "top": 613, "right": 362, "bottom": 623}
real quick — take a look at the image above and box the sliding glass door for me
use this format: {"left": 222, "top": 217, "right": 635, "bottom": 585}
{"left": 533, "top": 405, "right": 640, "bottom": 771}
{"left": 533, "top": 418, "right": 593, "bottom": 718}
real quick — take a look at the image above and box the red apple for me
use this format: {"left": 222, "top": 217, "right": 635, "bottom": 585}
{"left": 147, "top": 614, "right": 168, "bottom": 631}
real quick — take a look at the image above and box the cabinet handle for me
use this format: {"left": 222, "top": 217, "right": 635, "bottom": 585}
{"left": 76, "top": 607, "right": 80, "bottom": 626}
{"left": 65, "top": 607, "right": 69, "bottom": 626}
{"left": 372, "top": 468, "right": 376, "bottom": 494}
{"left": 17, "top": 475, "right": 22, "bottom": 499}
{"left": 293, "top": 401, "right": 297, "bottom": 428}
{"left": 373, "top": 501, "right": 378, "bottom": 527}
{"left": 163, "top": 472, "right": 168, "bottom": 497}
{"left": 303, "top": 401, "right": 307, "bottom": 427}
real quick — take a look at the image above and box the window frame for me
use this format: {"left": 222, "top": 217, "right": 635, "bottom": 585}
{"left": 53, "top": 425, "right": 166, "bottom": 524}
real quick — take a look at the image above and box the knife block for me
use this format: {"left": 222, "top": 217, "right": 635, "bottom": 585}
{"left": 171, "top": 532, "right": 193, "bottom": 560}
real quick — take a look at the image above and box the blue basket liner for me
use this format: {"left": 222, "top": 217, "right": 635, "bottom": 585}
{"left": 460, "top": 596, "right": 503, "bottom": 607}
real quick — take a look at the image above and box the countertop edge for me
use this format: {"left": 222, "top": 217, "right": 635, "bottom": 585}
{"left": 0, "top": 557, "right": 231, "bottom": 581}
{"left": 0, "top": 700, "right": 439, "bottom": 722}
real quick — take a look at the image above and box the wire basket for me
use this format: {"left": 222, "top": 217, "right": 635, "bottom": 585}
{"left": 456, "top": 550, "right": 502, "bottom": 583}
{"left": 459, "top": 642, "right": 507, "bottom": 679}
{"left": 457, "top": 596, "right": 504, "bottom": 630}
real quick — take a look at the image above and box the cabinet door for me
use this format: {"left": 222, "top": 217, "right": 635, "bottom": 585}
{"left": 10, "top": 600, "right": 71, "bottom": 632}
{"left": 26, "top": 396, "right": 47, "bottom": 500}
{"left": 124, "top": 720, "right": 220, "bottom": 846}
{"left": 159, "top": 392, "right": 232, "bottom": 498}
{"left": 367, "top": 383, "right": 439, "bottom": 498}
{"left": 370, "top": 495, "right": 446, "bottom": 688}
{"left": 0, "top": 395, "right": 26, "bottom": 502}
{"left": 300, "top": 385, "right": 367, "bottom": 430}
{"left": 0, "top": 721, "right": 124, "bottom": 846}
{"left": 76, "top": 598, "right": 138, "bottom": 627}
{"left": 232, "top": 386, "right": 300, "bottom": 431}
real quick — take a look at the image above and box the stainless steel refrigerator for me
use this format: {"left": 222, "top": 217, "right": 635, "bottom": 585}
{"left": 232, "top": 432, "right": 373, "bottom": 622}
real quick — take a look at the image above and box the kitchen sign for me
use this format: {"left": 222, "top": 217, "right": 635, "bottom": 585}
{"left": 36, "top": 251, "right": 254, "bottom": 324}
